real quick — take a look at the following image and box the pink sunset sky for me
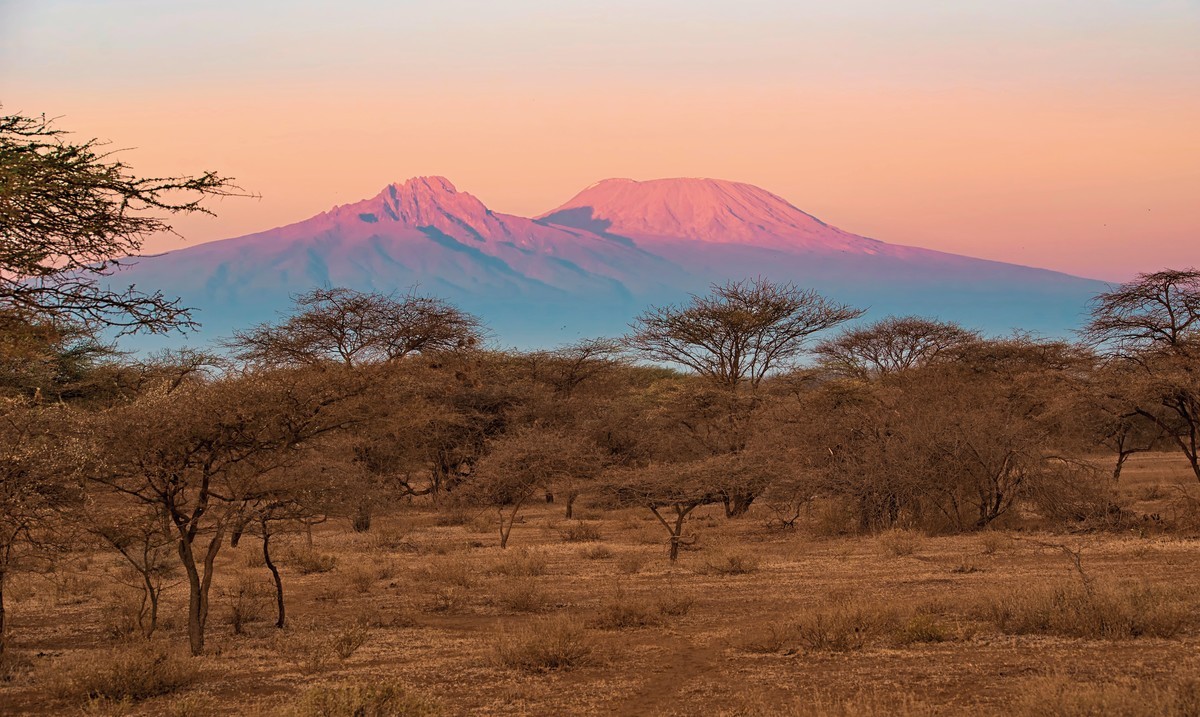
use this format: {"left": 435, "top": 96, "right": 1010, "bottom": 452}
{"left": 1, "top": 0, "right": 1197, "bottom": 281}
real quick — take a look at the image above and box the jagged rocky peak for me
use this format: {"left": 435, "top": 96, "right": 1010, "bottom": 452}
{"left": 339, "top": 175, "right": 499, "bottom": 238}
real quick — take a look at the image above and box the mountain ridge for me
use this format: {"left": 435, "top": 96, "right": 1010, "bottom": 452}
{"left": 111, "top": 175, "right": 1107, "bottom": 349}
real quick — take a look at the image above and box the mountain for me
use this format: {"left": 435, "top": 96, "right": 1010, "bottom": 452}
{"left": 109, "top": 176, "right": 1107, "bottom": 349}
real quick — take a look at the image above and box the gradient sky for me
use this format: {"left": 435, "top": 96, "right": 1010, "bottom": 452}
{"left": 2, "top": 0, "right": 1197, "bottom": 281}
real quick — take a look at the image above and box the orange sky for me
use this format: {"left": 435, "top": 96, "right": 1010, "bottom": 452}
{"left": 2, "top": 1, "right": 1197, "bottom": 281}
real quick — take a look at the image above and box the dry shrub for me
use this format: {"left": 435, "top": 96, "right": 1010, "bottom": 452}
{"left": 100, "top": 587, "right": 146, "bottom": 641}
{"left": 421, "top": 556, "right": 477, "bottom": 588}
{"left": 331, "top": 622, "right": 370, "bottom": 660}
{"left": 494, "top": 581, "right": 554, "bottom": 613}
{"left": 51, "top": 642, "right": 193, "bottom": 703}
{"left": 743, "top": 599, "right": 900, "bottom": 654}
{"left": 495, "top": 615, "right": 593, "bottom": 672}
{"left": 590, "top": 592, "right": 664, "bottom": 630}
{"left": 286, "top": 679, "right": 441, "bottom": 717}
{"left": 616, "top": 553, "right": 648, "bottom": 575}
{"left": 1011, "top": 676, "right": 1200, "bottom": 717}
{"left": 425, "top": 586, "right": 468, "bottom": 613}
{"left": 978, "top": 531, "right": 1009, "bottom": 555}
{"left": 223, "top": 574, "right": 272, "bottom": 635}
{"left": 433, "top": 507, "right": 472, "bottom": 527}
{"left": 560, "top": 521, "right": 603, "bottom": 543}
{"left": 290, "top": 549, "right": 339, "bottom": 575}
{"left": 487, "top": 549, "right": 549, "bottom": 578}
{"left": 656, "top": 593, "right": 696, "bottom": 617}
{"left": 980, "top": 580, "right": 1192, "bottom": 639}
{"left": 891, "top": 614, "right": 949, "bottom": 646}
{"left": 341, "top": 561, "right": 378, "bottom": 594}
{"left": 878, "top": 529, "right": 921, "bottom": 557}
{"left": 581, "top": 544, "right": 613, "bottom": 560}
{"left": 283, "top": 621, "right": 372, "bottom": 672}
{"left": 695, "top": 550, "right": 760, "bottom": 576}
{"left": 0, "top": 651, "right": 34, "bottom": 685}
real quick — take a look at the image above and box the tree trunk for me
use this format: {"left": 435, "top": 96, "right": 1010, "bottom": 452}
{"left": 352, "top": 502, "right": 372, "bottom": 533}
{"left": 262, "top": 518, "right": 285, "bottom": 629}
{"left": 178, "top": 524, "right": 226, "bottom": 656}
{"left": 564, "top": 493, "right": 577, "bottom": 519}
{"left": 178, "top": 537, "right": 205, "bottom": 656}
{"left": 725, "top": 491, "right": 756, "bottom": 518}
{"left": 1113, "top": 451, "right": 1130, "bottom": 482}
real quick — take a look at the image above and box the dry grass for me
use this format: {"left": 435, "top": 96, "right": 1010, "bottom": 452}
{"left": 49, "top": 642, "right": 193, "bottom": 703}
{"left": 1011, "top": 676, "right": 1200, "bottom": 717}
{"left": 694, "top": 549, "right": 760, "bottom": 575}
{"left": 492, "top": 581, "right": 554, "bottom": 613}
{"left": 560, "top": 521, "right": 603, "bottom": 543}
{"left": 4, "top": 453, "right": 1200, "bottom": 716}
{"left": 980, "top": 580, "right": 1193, "bottom": 639}
{"left": 285, "top": 679, "right": 441, "bottom": 717}
{"left": 289, "top": 549, "right": 339, "bottom": 575}
{"left": 486, "top": 549, "right": 551, "bottom": 578}
{"left": 878, "top": 529, "right": 922, "bottom": 557}
{"left": 494, "top": 615, "right": 593, "bottom": 672}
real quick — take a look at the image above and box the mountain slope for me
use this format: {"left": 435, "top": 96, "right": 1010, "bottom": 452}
{"left": 111, "top": 176, "right": 1107, "bottom": 349}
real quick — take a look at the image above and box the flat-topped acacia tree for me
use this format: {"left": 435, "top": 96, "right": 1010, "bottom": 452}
{"left": 625, "top": 279, "right": 861, "bottom": 517}
{"left": 226, "top": 287, "right": 484, "bottom": 367}
{"left": 627, "top": 278, "right": 863, "bottom": 390}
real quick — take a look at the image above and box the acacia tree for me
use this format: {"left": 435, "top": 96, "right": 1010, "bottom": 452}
{"left": 1086, "top": 269, "right": 1200, "bottom": 480}
{"left": 627, "top": 278, "right": 862, "bottom": 389}
{"left": 0, "top": 401, "right": 82, "bottom": 655}
{"left": 815, "top": 316, "right": 978, "bottom": 380}
{"left": 89, "top": 367, "right": 362, "bottom": 655}
{"left": 469, "top": 426, "right": 606, "bottom": 548}
{"left": 227, "top": 287, "right": 483, "bottom": 367}
{"left": 626, "top": 279, "right": 859, "bottom": 517}
{"left": 92, "top": 506, "right": 176, "bottom": 638}
{"left": 0, "top": 112, "right": 239, "bottom": 333}
{"left": 604, "top": 457, "right": 742, "bottom": 562}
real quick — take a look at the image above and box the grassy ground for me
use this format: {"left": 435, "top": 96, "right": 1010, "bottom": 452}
{"left": 3, "top": 452, "right": 1200, "bottom": 716}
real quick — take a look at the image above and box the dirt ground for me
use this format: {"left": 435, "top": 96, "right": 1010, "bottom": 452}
{"left": 3, "top": 452, "right": 1200, "bottom": 716}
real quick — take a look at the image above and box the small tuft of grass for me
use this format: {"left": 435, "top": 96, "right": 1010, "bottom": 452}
{"left": 581, "top": 544, "right": 613, "bottom": 560}
{"left": 487, "top": 549, "right": 549, "bottom": 578}
{"left": 590, "top": 595, "right": 664, "bottom": 630}
{"left": 878, "top": 529, "right": 921, "bottom": 557}
{"left": 290, "top": 550, "right": 339, "bottom": 575}
{"left": 560, "top": 521, "right": 603, "bottom": 543}
{"left": 616, "top": 553, "right": 648, "bottom": 575}
{"left": 495, "top": 616, "right": 593, "bottom": 672}
{"left": 287, "top": 679, "right": 441, "bottom": 716}
{"left": 494, "top": 581, "right": 554, "bottom": 613}
{"left": 891, "top": 614, "right": 949, "bottom": 646}
{"left": 695, "top": 550, "right": 760, "bottom": 576}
